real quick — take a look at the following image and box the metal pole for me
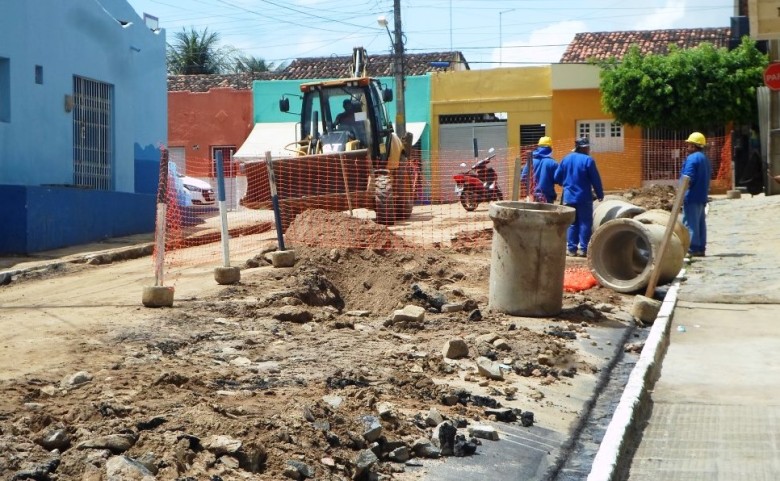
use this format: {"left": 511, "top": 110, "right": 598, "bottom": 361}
{"left": 499, "top": 12, "right": 503, "bottom": 65}
{"left": 393, "top": 0, "right": 406, "bottom": 138}
{"left": 215, "top": 150, "right": 231, "bottom": 268}
{"left": 499, "top": 9, "right": 514, "bottom": 66}
{"left": 265, "top": 151, "right": 286, "bottom": 251}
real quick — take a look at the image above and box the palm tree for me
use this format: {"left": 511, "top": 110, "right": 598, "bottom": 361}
{"left": 234, "top": 55, "right": 275, "bottom": 73}
{"left": 167, "top": 28, "right": 235, "bottom": 75}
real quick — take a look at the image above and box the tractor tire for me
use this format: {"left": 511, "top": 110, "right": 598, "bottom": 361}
{"left": 392, "top": 157, "right": 415, "bottom": 221}
{"left": 374, "top": 169, "right": 395, "bottom": 225}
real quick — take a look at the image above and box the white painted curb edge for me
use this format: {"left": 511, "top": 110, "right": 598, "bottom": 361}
{"left": 586, "top": 269, "right": 685, "bottom": 481}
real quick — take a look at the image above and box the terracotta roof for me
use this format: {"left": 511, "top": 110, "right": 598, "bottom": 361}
{"left": 167, "top": 72, "right": 277, "bottom": 92}
{"left": 277, "top": 51, "right": 469, "bottom": 80}
{"left": 167, "top": 51, "right": 468, "bottom": 91}
{"left": 560, "top": 28, "right": 731, "bottom": 63}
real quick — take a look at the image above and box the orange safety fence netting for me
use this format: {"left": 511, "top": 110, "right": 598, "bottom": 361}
{"left": 152, "top": 135, "right": 732, "bottom": 284}
{"left": 563, "top": 266, "right": 599, "bottom": 292}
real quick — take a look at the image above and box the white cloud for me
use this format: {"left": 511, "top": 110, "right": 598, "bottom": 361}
{"left": 491, "top": 20, "right": 587, "bottom": 67}
{"left": 632, "top": 0, "right": 686, "bottom": 31}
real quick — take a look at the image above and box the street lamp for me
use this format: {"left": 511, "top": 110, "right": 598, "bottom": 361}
{"left": 378, "top": 3, "right": 406, "bottom": 138}
{"left": 499, "top": 9, "right": 515, "bottom": 66}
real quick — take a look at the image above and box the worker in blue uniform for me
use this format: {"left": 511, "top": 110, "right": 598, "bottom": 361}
{"left": 681, "top": 132, "right": 712, "bottom": 257}
{"left": 520, "top": 136, "right": 559, "bottom": 203}
{"left": 554, "top": 137, "right": 604, "bottom": 257}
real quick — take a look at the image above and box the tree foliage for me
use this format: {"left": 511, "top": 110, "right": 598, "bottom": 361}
{"left": 598, "top": 36, "right": 768, "bottom": 130}
{"left": 233, "top": 55, "right": 276, "bottom": 73}
{"left": 167, "top": 28, "right": 236, "bottom": 75}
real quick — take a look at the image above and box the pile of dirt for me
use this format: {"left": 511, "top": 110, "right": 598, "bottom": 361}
{"left": 286, "top": 210, "right": 410, "bottom": 250}
{"left": 450, "top": 228, "right": 493, "bottom": 252}
{"left": 619, "top": 184, "right": 677, "bottom": 211}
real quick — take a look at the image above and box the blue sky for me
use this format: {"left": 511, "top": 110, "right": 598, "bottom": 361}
{"left": 125, "top": 0, "right": 736, "bottom": 68}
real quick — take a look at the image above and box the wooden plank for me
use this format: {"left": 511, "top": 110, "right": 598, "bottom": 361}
{"left": 644, "top": 175, "right": 690, "bottom": 297}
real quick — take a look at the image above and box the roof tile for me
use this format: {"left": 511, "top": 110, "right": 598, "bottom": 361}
{"left": 560, "top": 27, "right": 731, "bottom": 63}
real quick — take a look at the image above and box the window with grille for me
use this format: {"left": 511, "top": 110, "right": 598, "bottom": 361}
{"left": 73, "top": 76, "right": 113, "bottom": 190}
{"left": 576, "top": 119, "right": 623, "bottom": 152}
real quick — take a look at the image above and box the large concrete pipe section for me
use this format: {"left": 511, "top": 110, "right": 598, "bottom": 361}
{"left": 592, "top": 199, "right": 646, "bottom": 229}
{"left": 588, "top": 218, "right": 685, "bottom": 293}
{"left": 488, "top": 201, "right": 575, "bottom": 316}
{"left": 634, "top": 208, "right": 691, "bottom": 254}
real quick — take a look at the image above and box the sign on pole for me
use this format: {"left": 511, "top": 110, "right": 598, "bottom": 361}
{"left": 764, "top": 62, "right": 780, "bottom": 90}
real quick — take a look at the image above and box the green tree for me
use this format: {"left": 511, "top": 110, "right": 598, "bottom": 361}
{"left": 234, "top": 55, "right": 275, "bottom": 73}
{"left": 166, "top": 28, "right": 236, "bottom": 75}
{"left": 598, "top": 36, "right": 768, "bottom": 130}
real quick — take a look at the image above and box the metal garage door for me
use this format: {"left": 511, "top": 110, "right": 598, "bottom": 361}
{"left": 438, "top": 122, "right": 508, "bottom": 203}
{"left": 168, "top": 147, "right": 186, "bottom": 173}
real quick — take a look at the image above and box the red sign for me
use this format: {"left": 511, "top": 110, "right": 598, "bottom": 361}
{"left": 764, "top": 63, "right": 780, "bottom": 91}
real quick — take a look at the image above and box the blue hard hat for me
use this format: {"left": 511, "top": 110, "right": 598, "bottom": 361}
{"left": 574, "top": 137, "right": 590, "bottom": 149}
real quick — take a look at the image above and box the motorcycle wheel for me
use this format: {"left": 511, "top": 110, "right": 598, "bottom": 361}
{"left": 460, "top": 188, "right": 479, "bottom": 211}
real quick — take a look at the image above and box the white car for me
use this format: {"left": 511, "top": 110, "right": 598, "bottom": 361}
{"left": 178, "top": 173, "right": 215, "bottom": 205}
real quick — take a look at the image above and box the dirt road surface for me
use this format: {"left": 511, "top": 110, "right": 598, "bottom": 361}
{"left": 0, "top": 205, "right": 651, "bottom": 481}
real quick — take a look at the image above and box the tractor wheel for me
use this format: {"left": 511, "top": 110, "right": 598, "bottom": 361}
{"left": 392, "top": 157, "right": 415, "bottom": 221}
{"left": 460, "top": 187, "right": 479, "bottom": 211}
{"left": 374, "top": 169, "right": 395, "bottom": 225}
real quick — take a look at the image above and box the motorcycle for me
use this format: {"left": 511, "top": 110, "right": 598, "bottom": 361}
{"left": 453, "top": 147, "right": 503, "bottom": 211}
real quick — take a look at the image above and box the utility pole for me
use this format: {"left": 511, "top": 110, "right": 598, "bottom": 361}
{"left": 393, "top": 0, "right": 406, "bottom": 138}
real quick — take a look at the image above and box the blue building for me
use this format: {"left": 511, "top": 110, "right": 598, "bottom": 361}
{"left": 0, "top": 0, "right": 167, "bottom": 254}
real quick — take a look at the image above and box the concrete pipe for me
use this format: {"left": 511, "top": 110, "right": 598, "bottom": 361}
{"left": 588, "top": 218, "right": 685, "bottom": 293}
{"left": 488, "top": 201, "right": 575, "bottom": 317}
{"left": 592, "top": 199, "right": 646, "bottom": 229}
{"left": 634, "top": 209, "right": 691, "bottom": 254}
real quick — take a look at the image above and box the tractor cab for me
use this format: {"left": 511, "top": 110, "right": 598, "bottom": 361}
{"left": 280, "top": 77, "right": 395, "bottom": 169}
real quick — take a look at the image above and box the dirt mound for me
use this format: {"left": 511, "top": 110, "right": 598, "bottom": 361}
{"left": 286, "top": 210, "right": 410, "bottom": 250}
{"left": 620, "top": 184, "right": 677, "bottom": 211}
{"left": 450, "top": 228, "right": 493, "bottom": 252}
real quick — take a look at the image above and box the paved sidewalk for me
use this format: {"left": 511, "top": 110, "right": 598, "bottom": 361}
{"left": 589, "top": 194, "right": 780, "bottom": 480}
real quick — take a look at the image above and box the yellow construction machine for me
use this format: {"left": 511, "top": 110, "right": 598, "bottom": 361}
{"left": 240, "top": 48, "right": 416, "bottom": 228}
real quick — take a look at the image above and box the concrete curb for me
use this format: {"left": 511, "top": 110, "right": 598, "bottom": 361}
{"left": 0, "top": 243, "right": 154, "bottom": 285}
{"left": 586, "top": 270, "right": 685, "bottom": 481}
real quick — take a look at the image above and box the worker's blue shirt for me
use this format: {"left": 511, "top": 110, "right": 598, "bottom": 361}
{"left": 520, "top": 147, "right": 558, "bottom": 202}
{"left": 681, "top": 150, "right": 712, "bottom": 204}
{"left": 554, "top": 151, "right": 604, "bottom": 204}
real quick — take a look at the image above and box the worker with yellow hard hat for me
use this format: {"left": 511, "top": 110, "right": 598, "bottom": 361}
{"left": 681, "top": 131, "right": 712, "bottom": 257}
{"left": 520, "top": 135, "right": 559, "bottom": 203}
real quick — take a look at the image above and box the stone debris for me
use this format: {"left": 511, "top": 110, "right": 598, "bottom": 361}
{"left": 425, "top": 407, "right": 445, "bottom": 427}
{"left": 360, "top": 415, "right": 383, "bottom": 442}
{"left": 60, "top": 371, "right": 92, "bottom": 389}
{"left": 442, "top": 338, "right": 469, "bottom": 359}
{"left": 391, "top": 305, "right": 426, "bottom": 323}
{"left": 441, "top": 302, "right": 465, "bottom": 313}
{"left": 105, "top": 455, "right": 156, "bottom": 480}
{"left": 411, "top": 438, "right": 441, "bottom": 458}
{"left": 283, "top": 460, "right": 315, "bottom": 480}
{"left": 76, "top": 433, "right": 137, "bottom": 454}
{"left": 468, "top": 424, "right": 499, "bottom": 441}
{"left": 476, "top": 357, "right": 504, "bottom": 380}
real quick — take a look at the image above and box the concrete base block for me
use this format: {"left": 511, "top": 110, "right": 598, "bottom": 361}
{"left": 631, "top": 295, "right": 661, "bottom": 324}
{"left": 726, "top": 189, "right": 742, "bottom": 199}
{"left": 214, "top": 266, "right": 241, "bottom": 285}
{"left": 142, "top": 286, "right": 174, "bottom": 308}
{"left": 270, "top": 250, "right": 296, "bottom": 268}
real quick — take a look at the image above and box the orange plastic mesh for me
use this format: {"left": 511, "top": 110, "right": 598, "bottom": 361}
{"left": 563, "top": 266, "right": 599, "bottom": 292}
{"left": 151, "top": 135, "right": 732, "bottom": 285}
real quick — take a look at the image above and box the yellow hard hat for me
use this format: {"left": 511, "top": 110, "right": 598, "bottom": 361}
{"left": 538, "top": 136, "right": 552, "bottom": 147}
{"left": 685, "top": 132, "right": 706, "bottom": 147}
